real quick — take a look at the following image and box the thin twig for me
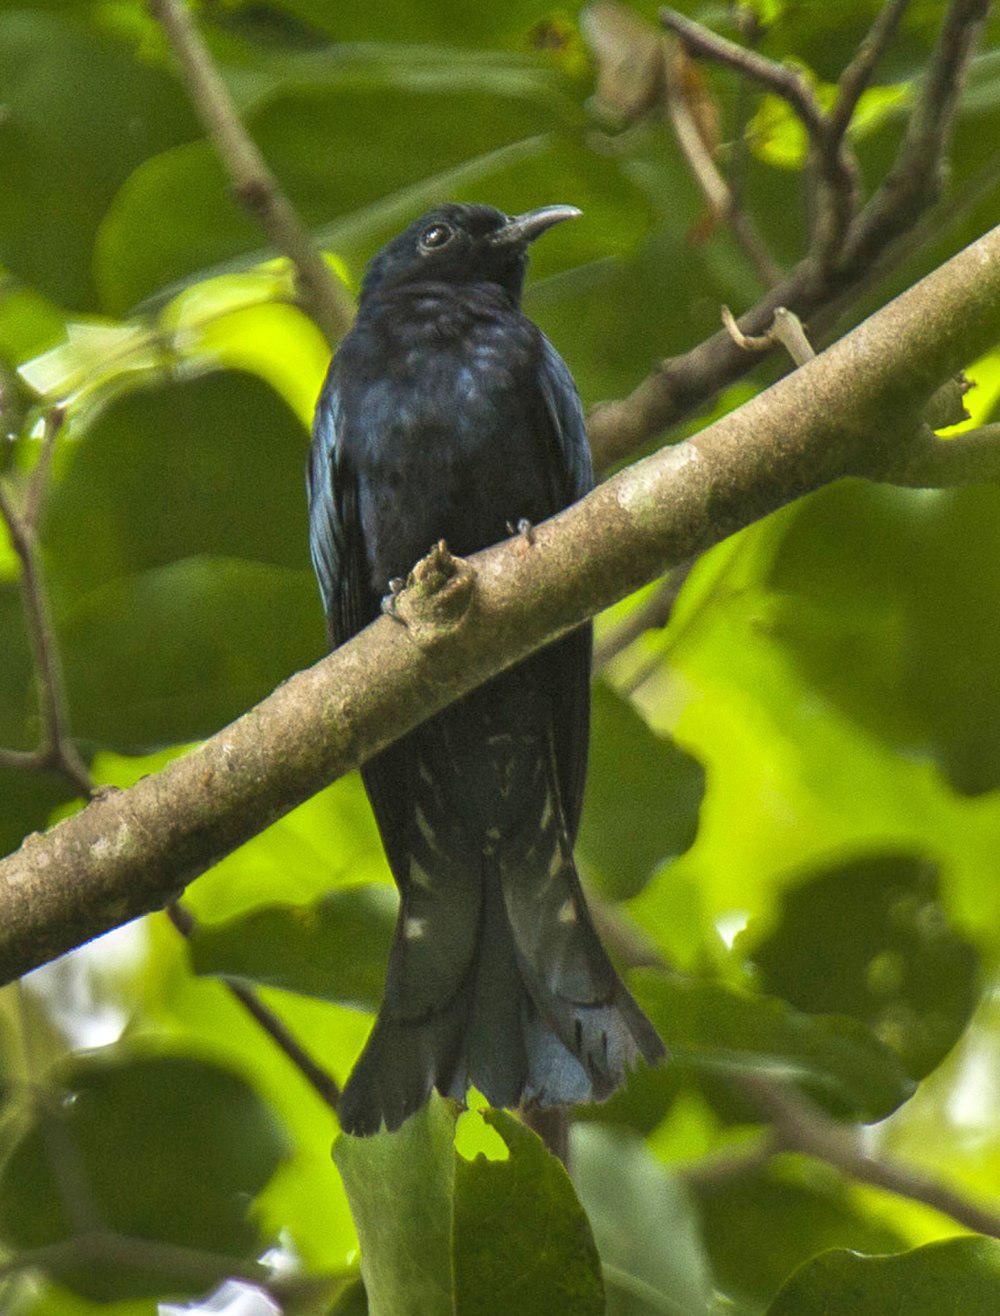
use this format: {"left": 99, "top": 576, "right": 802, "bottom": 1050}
{"left": 725, "top": 3, "right": 762, "bottom": 213}
{"left": 737, "top": 1074, "right": 1000, "bottom": 1240}
{"left": 661, "top": 9, "right": 824, "bottom": 133}
{"left": 663, "top": 53, "right": 782, "bottom": 287}
{"left": 165, "top": 903, "right": 341, "bottom": 1110}
{"left": 722, "top": 303, "right": 816, "bottom": 366}
{"left": 23, "top": 407, "right": 64, "bottom": 529}
{"left": 845, "top": 0, "right": 990, "bottom": 270}
{"left": 678, "top": 1131, "right": 776, "bottom": 1188}
{"left": 828, "top": 0, "right": 914, "bottom": 141}
{"left": 0, "top": 418, "right": 92, "bottom": 797}
{"left": 0, "top": 1230, "right": 270, "bottom": 1289}
{"left": 149, "top": 0, "right": 353, "bottom": 346}
{"left": 593, "top": 558, "right": 698, "bottom": 669}
{"left": 661, "top": 7, "right": 858, "bottom": 264}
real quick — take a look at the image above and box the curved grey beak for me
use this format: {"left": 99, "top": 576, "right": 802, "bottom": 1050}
{"left": 490, "top": 205, "right": 582, "bottom": 247}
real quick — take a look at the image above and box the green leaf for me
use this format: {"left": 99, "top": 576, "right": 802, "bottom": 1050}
{"left": 633, "top": 972, "right": 914, "bottom": 1122}
{"left": 761, "top": 480, "right": 1000, "bottom": 795}
{"left": 767, "top": 1236, "right": 1000, "bottom": 1315}
{"left": 693, "top": 1159, "right": 905, "bottom": 1310}
{"left": 0, "top": 1049, "right": 290, "bottom": 1301}
{"left": 188, "top": 885, "right": 397, "bottom": 1011}
{"left": 745, "top": 851, "right": 980, "bottom": 1080}
{"left": 0, "top": 9, "right": 199, "bottom": 309}
{"left": 44, "top": 371, "right": 314, "bottom": 604}
{"left": 334, "top": 1097, "right": 604, "bottom": 1315}
{"left": 454, "top": 1109, "right": 604, "bottom": 1316}
{"left": 59, "top": 557, "right": 325, "bottom": 751}
{"left": 579, "top": 683, "right": 705, "bottom": 900}
{"left": 334, "top": 1097, "right": 460, "bottom": 1316}
{"left": 571, "top": 1125, "right": 712, "bottom": 1315}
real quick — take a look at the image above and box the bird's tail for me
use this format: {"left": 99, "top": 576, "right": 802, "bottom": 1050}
{"left": 337, "top": 839, "right": 664, "bottom": 1136}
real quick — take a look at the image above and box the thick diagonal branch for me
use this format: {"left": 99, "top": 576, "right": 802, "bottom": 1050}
{"left": 1, "top": 221, "right": 1000, "bottom": 984}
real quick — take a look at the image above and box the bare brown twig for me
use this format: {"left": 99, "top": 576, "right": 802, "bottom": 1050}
{"left": 663, "top": 51, "right": 782, "bottom": 287}
{"left": 0, "top": 412, "right": 92, "bottom": 797}
{"left": 845, "top": 0, "right": 991, "bottom": 270}
{"left": 165, "top": 903, "right": 341, "bottom": 1109}
{"left": 593, "top": 558, "right": 698, "bottom": 669}
{"left": 828, "top": 0, "right": 914, "bottom": 141}
{"left": 736, "top": 1074, "right": 1000, "bottom": 1240}
{"left": 149, "top": 0, "right": 354, "bottom": 345}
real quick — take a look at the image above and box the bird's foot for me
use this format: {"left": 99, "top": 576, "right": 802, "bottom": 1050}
{"left": 384, "top": 540, "right": 475, "bottom": 646}
{"left": 506, "top": 517, "right": 535, "bottom": 546}
{"left": 380, "top": 576, "right": 408, "bottom": 624}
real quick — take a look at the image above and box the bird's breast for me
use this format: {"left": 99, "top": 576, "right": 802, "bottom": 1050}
{"left": 341, "top": 296, "right": 554, "bottom": 593}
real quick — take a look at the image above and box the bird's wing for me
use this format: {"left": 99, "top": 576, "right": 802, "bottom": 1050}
{"left": 530, "top": 337, "right": 595, "bottom": 843}
{"left": 536, "top": 336, "right": 594, "bottom": 506}
{"left": 307, "top": 373, "right": 367, "bottom": 645}
{"left": 308, "top": 374, "right": 414, "bottom": 883}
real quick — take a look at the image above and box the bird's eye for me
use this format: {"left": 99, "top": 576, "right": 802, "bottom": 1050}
{"left": 419, "top": 223, "right": 454, "bottom": 252}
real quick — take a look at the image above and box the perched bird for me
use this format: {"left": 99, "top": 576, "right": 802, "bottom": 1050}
{"left": 308, "top": 202, "right": 664, "bottom": 1135}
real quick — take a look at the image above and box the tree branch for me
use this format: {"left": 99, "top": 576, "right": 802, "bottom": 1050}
{"left": 737, "top": 1074, "right": 1000, "bottom": 1240}
{"left": 888, "top": 423, "right": 1000, "bottom": 487}
{"left": 660, "top": 10, "right": 825, "bottom": 134}
{"left": 827, "top": 0, "right": 914, "bottom": 142}
{"left": 149, "top": 0, "right": 354, "bottom": 346}
{"left": 845, "top": 0, "right": 991, "bottom": 270}
{"left": 589, "top": 0, "right": 986, "bottom": 468}
{"left": 661, "top": 6, "right": 859, "bottom": 260}
{"left": 2, "top": 222, "right": 1000, "bottom": 983}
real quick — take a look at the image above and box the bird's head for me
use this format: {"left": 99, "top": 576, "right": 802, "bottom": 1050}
{"left": 359, "top": 202, "right": 581, "bottom": 305}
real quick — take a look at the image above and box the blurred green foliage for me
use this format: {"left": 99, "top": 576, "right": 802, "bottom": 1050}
{"left": 1, "top": 0, "right": 999, "bottom": 1312}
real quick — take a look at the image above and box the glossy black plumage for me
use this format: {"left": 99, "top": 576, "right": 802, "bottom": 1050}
{"left": 307, "top": 203, "right": 664, "bottom": 1135}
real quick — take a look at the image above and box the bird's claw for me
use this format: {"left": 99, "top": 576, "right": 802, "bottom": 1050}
{"left": 507, "top": 517, "right": 535, "bottom": 546}
{"left": 381, "top": 578, "right": 408, "bottom": 625}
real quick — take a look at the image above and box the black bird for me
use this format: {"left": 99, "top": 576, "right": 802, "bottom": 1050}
{"left": 308, "top": 202, "right": 664, "bottom": 1135}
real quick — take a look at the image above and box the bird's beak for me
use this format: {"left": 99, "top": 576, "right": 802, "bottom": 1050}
{"left": 490, "top": 205, "right": 582, "bottom": 247}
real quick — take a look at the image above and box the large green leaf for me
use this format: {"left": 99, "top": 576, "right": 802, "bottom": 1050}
{"left": 334, "top": 1097, "right": 604, "bottom": 1316}
{"left": 59, "top": 557, "right": 325, "bottom": 751}
{"left": 633, "top": 971, "right": 914, "bottom": 1122}
{"left": 745, "top": 851, "right": 980, "bottom": 1080}
{"left": 767, "top": 1236, "right": 1000, "bottom": 1315}
{"left": 44, "top": 371, "right": 313, "bottom": 604}
{"left": 571, "top": 1125, "right": 713, "bottom": 1315}
{"left": 692, "top": 1159, "right": 905, "bottom": 1310}
{"left": 188, "top": 885, "right": 397, "bottom": 1011}
{"left": 579, "top": 682, "right": 705, "bottom": 900}
{"left": 0, "top": 1049, "right": 290, "bottom": 1301}
{"left": 0, "top": 9, "right": 199, "bottom": 308}
{"left": 762, "top": 481, "right": 1000, "bottom": 795}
